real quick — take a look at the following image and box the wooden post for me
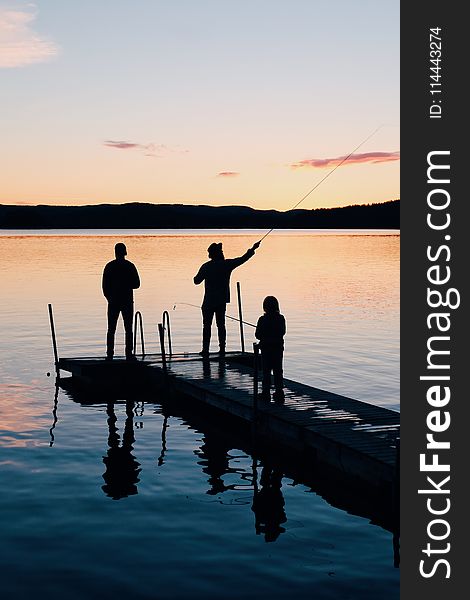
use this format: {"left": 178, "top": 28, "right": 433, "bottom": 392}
{"left": 253, "top": 342, "right": 259, "bottom": 414}
{"left": 237, "top": 281, "right": 245, "bottom": 353}
{"left": 158, "top": 323, "right": 167, "bottom": 375}
{"left": 47, "top": 303, "right": 60, "bottom": 378}
{"left": 162, "top": 310, "right": 172, "bottom": 357}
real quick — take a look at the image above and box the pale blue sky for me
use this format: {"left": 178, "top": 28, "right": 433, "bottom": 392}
{"left": 1, "top": 0, "right": 399, "bottom": 208}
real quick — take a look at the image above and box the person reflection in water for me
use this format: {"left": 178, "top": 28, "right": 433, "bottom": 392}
{"left": 197, "top": 434, "right": 232, "bottom": 496}
{"left": 194, "top": 241, "right": 260, "bottom": 357}
{"left": 252, "top": 464, "right": 287, "bottom": 542}
{"left": 102, "top": 242, "right": 140, "bottom": 360}
{"left": 102, "top": 401, "right": 141, "bottom": 500}
{"left": 255, "top": 296, "right": 286, "bottom": 403}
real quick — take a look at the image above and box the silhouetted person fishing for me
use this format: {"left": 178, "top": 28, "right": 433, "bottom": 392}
{"left": 255, "top": 296, "right": 286, "bottom": 403}
{"left": 194, "top": 241, "right": 260, "bottom": 357}
{"left": 102, "top": 243, "right": 140, "bottom": 360}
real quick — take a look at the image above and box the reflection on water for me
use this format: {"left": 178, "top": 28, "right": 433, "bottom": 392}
{"left": 0, "top": 383, "right": 53, "bottom": 447}
{"left": 196, "top": 431, "right": 240, "bottom": 496}
{"left": 102, "top": 402, "right": 141, "bottom": 500}
{"left": 0, "top": 377, "right": 400, "bottom": 598}
{"left": 59, "top": 377, "right": 398, "bottom": 538}
{"left": 49, "top": 383, "right": 59, "bottom": 447}
{"left": 252, "top": 464, "right": 287, "bottom": 543}
{"left": 157, "top": 413, "right": 169, "bottom": 467}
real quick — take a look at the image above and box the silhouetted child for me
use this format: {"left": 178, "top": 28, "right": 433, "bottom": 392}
{"left": 255, "top": 296, "right": 286, "bottom": 403}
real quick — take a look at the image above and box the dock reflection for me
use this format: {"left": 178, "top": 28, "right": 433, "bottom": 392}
{"left": 55, "top": 378, "right": 399, "bottom": 563}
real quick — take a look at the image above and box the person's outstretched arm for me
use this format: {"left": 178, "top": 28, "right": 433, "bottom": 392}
{"left": 229, "top": 241, "right": 261, "bottom": 270}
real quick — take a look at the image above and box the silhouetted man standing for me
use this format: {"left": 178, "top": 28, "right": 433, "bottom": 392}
{"left": 194, "top": 241, "right": 260, "bottom": 357}
{"left": 102, "top": 243, "right": 140, "bottom": 360}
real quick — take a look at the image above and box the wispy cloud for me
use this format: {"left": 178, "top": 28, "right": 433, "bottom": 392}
{"left": 103, "top": 140, "right": 188, "bottom": 158}
{"left": 291, "top": 151, "right": 400, "bottom": 169}
{"left": 217, "top": 171, "right": 240, "bottom": 178}
{"left": 0, "top": 6, "right": 58, "bottom": 68}
{"left": 103, "top": 141, "right": 142, "bottom": 150}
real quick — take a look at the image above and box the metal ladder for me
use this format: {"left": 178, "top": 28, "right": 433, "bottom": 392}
{"left": 133, "top": 310, "right": 145, "bottom": 356}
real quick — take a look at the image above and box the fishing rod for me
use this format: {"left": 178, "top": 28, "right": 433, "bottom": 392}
{"left": 173, "top": 302, "right": 256, "bottom": 328}
{"left": 178, "top": 128, "right": 383, "bottom": 332}
{"left": 258, "top": 125, "right": 383, "bottom": 243}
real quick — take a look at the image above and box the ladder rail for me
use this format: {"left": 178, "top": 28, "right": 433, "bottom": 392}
{"left": 133, "top": 310, "right": 145, "bottom": 356}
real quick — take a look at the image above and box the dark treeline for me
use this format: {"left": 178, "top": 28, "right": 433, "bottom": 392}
{"left": 0, "top": 199, "right": 399, "bottom": 229}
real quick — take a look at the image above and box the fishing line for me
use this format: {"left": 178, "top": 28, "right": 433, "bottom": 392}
{"left": 259, "top": 125, "right": 384, "bottom": 242}
{"left": 174, "top": 126, "right": 383, "bottom": 332}
{"left": 173, "top": 302, "right": 256, "bottom": 328}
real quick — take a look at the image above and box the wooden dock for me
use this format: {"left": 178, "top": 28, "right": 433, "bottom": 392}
{"left": 58, "top": 352, "right": 400, "bottom": 491}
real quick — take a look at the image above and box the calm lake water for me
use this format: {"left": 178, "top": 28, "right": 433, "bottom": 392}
{"left": 0, "top": 230, "right": 399, "bottom": 599}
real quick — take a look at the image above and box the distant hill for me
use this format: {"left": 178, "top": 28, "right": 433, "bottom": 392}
{"left": 0, "top": 200, "right": 399, "bottom": 229}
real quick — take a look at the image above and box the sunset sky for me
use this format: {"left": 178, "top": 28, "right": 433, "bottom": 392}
{"left": 1, "top": 0, "right": 399, "bottom": 210}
